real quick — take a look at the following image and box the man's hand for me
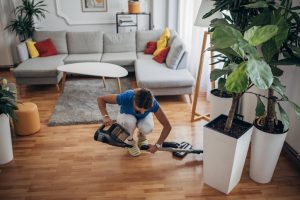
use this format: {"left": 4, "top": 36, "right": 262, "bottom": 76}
{"left": 148, "top": 144, "right": 158, "bottom": 154}
{"left": 103, "top": 115, "right": 113, "bottom": 126}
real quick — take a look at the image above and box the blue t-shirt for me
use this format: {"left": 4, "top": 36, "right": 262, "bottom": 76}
{"left": 116, "top": 90, "right": 160, "bottom": 119}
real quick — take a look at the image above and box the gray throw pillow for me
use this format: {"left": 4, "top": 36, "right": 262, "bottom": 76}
{"left": 17, "top": 42, "right": 29, "bottom": 62}
{"left": 166, "top": 36, "right": 185, "bottom": 70}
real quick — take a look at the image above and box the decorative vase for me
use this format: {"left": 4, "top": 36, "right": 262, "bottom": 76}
{"left": 128, "top": 1, "right": 141, "bottom": 14}
{"left": 0, "top": 114, "right": 13, "bottom": 165}
{"left": 250, "top": 125, "right": 288, "bottom": 183}
{"left": 203, "top": 114, "right": 253, "bottom": 194}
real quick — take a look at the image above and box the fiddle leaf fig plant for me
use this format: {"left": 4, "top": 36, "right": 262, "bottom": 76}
{"left": 210, "top": 23, "right": 277, "bottom": 131}
{"left": 206, "top": 0, "right": 300, "bottom": 133}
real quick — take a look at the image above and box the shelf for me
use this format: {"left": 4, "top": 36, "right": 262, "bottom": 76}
{"left": 116, "top": 12, "right": 151, "bottom": 33}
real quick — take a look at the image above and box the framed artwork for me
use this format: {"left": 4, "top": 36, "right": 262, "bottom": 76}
{"left": 81, "top": 0, "right": 107, "bottom": 12}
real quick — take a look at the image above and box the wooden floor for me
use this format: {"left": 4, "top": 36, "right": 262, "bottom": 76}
{"left": 0, "top": 70, "right": 300, "bottom": 200}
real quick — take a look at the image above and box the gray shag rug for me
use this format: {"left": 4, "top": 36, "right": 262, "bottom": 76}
{"left": 48, "top": 78, "right": 131, "bottom": 126}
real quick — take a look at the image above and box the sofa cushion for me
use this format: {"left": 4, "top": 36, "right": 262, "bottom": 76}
{"left": 17, "top": 42, "right": 29, "bottom": 62}
{"left": 64, "top": 54, "right": 102, "bottom": 64}
{"left": 104, "top": 32, "right": 136, "bottom": 53}
{"left": 136, "top": 30, "right": 163, "bottom": 52}
{"left": 166, "top": 36, "right": 185, "bottom": 69}
{"left": 153, "top": 47, "right": 170, "bottom": 64}
{"left": 101, "top": 52, "right": 137, "bottom": 66}
{"left": 153, "top": 28, "right": 171, "bottom": 57}
{"left": 67, "top": 31, "right": 103, "bottom": 54}
{"left": 34, "top": 39, "right": 58, "bottom": 57}
{"left": 135, "top": 59, "right": 195, "bottom": 88}
{"left": 26, "top": 40, "right": 39, "bottom": 58}
{"left": 13, "top": 54, "right": 67, "bottom": 78}
{"left": 33, "top": 31, "right": 68, "bottom": 54}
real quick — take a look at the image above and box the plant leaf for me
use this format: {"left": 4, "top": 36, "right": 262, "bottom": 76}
{"left": 271, "top": 77, "right": 286, "bottom": 96}
{"left": 243, "top": 1, "right": 268, "bottom": 8}
{"left": 244, "top": 26, "right": 260, "bottom": 42}
{"left": 288, "top": 100, "right": 300, "bottom": 118}
{"left": 262, "top": 39, "right": 278, "bottom": 63}
{"left": 247, "top": 25, "right": 278, "bottom": 46}
{"left": 211, "top": 25, "right": 243, "bottom": 49}
{"left": 246, "top": 58, "right": 273, "bottom": 89}
{"left": 218, "top": 78, "right": 226, "bottom": 92}
{"left": 210, "top": 69, "right": 231, "bottom": 81}
{"left": 277, "top": 103, "right": 289, "bottom": 132}
{"left": 225, "top": 62, "right": 249, "bottom": 93}
{"left": 256, "top": 96, "right": 265, "bottom": 117}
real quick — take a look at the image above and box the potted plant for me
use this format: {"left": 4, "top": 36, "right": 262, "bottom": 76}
{"left": 247, "top": 0, "right": 300, "bottom": 183}
{"left": 204, "top": 20, "right": 278, "bottom": 193}
{"left": 206, "top": 0, "right": 268, "bottom": 120}
{"left": 202, "top": 0, "right": 280, "bottom": 194}
{"left": 205, "top": 0, "right": 300, "bottom": 185}
{"left": 5, "top": 0, "right": 47, "bottom": 41}
{"left": 0, "top": 78, "right": 17, "bottom": 165}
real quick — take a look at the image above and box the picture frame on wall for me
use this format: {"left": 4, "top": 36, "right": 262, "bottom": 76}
{"left": 81, "top": 0, "right": 107, "bottom": 12}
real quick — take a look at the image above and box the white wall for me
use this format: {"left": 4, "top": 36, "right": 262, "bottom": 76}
{"left": 36, "top": 0, "right": 152, "bottom": 33}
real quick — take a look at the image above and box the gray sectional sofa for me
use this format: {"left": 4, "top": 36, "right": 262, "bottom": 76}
{"left": 13, "top": 30, "right": 195, "bottom": 96}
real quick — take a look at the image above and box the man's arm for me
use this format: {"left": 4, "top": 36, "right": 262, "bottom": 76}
{"left": 97, "top": 94, "right": 118, "bottom": 125}
{"left": 154, "top": 107, "right": 172, "bottom": 145}
{"left": 147, "top": 107, "right": 172, "bottom": 153}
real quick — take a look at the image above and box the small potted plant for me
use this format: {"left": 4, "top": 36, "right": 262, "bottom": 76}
{"left": 0, "top": 78, "right": 17, "bottom": 165}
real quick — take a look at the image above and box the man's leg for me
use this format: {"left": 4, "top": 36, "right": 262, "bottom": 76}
{"left": 117, "top": 113, "right": 141, "bottom": 156}
{"left": 137, "top": 114, "right": 154, "bottom": 147}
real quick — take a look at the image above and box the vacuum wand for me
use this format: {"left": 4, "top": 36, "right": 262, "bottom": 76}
{"left": 140, "top": 145, "right": 203, "bottom": 154}
{"left": 94, "top": 123, "right": 203, "bottom": 158}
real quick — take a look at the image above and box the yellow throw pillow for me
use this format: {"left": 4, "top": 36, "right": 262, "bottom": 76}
{"left": 153, "top": 28, "right": 171, "bottom": 57}
{"left": 26, "top": 40, "right": 39, "bottom": 58}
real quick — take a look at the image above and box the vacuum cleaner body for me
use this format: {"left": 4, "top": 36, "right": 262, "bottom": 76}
{"left": 94, "top": 123, "right": 203, "bottom": 158}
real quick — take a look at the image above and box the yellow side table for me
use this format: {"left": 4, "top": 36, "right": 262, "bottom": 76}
{"left": 14, "top": 102, "right": 40, "bottom": 136}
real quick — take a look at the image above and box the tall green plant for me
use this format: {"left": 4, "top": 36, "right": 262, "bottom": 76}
{"left": 206, "top": 0, "right": 300, "bottom": 133}
{"left": 5, "top": 0, "right": 47, "bottom": 41}
{"left": 210, "top": 24, "right": 276, "bottom": 131}
{"left": 250, "top": 0, "right": 300, "bottom": 132}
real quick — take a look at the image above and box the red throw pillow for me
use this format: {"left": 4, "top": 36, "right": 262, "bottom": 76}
{"left": 153, "top": 47, "right": 170, "bottom": 63}
{"left": 144, "top": 41, "right": 157, "bottom": 54}
{"left": 34, "top": 38, "right": 57, "bottom": 57}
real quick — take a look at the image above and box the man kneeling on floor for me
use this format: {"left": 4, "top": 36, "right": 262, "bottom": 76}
{"left": 97, "top": 88, "right": 172, "bottom": 156}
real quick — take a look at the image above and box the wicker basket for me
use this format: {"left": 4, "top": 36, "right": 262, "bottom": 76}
{"left": 128, "top": 1, "right": 141, "bottom": 14}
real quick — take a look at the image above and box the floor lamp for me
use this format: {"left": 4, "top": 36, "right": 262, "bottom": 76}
{"left": 191, "top": 0, "right": 222, "bottom": 122}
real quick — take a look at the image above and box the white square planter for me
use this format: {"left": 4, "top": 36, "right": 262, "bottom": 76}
{"left": 203, "top": 115, "right": 253, "bottom": 194}
{"left": 0, "top": 114, "right": 13, "bottom": 165}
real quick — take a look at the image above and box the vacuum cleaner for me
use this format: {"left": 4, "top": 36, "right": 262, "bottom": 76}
{"left": 94, "top": 123, "right": 203, "bottom": 158}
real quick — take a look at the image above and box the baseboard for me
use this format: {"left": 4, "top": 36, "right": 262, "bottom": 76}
{"left": 282, "top": 142, "right": 300, "bottom": 170}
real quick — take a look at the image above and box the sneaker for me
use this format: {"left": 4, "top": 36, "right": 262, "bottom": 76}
{"left": 127, "top": 140, "right": 141, "bottom": 157}
{"left": 138, "top": 133, "right": 149, "bottom": 148}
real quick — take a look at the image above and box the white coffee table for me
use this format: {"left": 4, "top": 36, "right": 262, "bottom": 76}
{"left": 57, "top": 62, "right": 128, "bottom": 93}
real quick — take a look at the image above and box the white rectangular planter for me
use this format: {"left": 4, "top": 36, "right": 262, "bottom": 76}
{"left": 0, "top": 114, "right": 13, "bottom": 165}
{"left": 250, "top": 126, "right": 288, "bottom": 183}
{"left": 203, "top": 115, "right": 253, "bottom": 194}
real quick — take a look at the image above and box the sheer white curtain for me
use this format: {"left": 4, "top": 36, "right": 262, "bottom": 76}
{"left": 178, "top": 0, "right": 214, "bottom": 100}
